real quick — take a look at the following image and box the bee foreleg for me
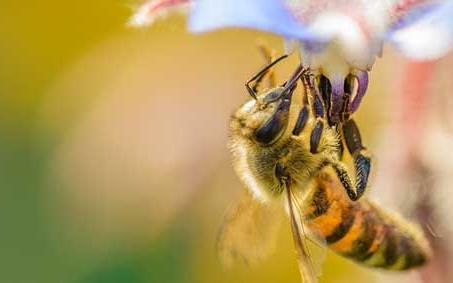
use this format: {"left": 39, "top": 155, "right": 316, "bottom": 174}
{"left": 297, "top": 73, "right": 327, "bottom": 154}
{"left": 342, "top": 119, "right": 364, "bottom": 155}
{"left": 301, "top": 72, "right": 326, "bottom": 120}
{"left": 329, "top": 161, "right": 365, "bottom": 201}
{"left": 292, "top": 105, "right": 309, "bottom": 136}
{"left": 318, "top": 75, "right": 332, "bottom": 124}
{"left": 341, "top": 119, "right": 372, "bottom": 200}
{"left": 292, "top": 73, "right": 316, "bottom": 136}
{"left": 340, "top": 93, "right": 351, "bottom": 122}
{"left": 313, "top": 93, "right": 325, "bottom": 119}
{"left": 310, "top": 119, "right": 324, "bottom": 154}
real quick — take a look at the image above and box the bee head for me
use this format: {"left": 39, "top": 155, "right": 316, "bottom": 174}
{"left": 231, "top": 86, "right": 293, "bottom": 146}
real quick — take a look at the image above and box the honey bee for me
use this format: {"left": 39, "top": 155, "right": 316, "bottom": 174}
{"left": 218, "top": 51, "right": 431, "bottom": 283}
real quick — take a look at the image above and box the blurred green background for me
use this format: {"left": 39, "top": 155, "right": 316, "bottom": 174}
{"left": 0, "top": 1, "right": 422, "bottom": 283}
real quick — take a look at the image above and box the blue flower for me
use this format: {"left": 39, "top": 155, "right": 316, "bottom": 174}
{"left": 130, "top": 0, "right": 453, "bottom": 121}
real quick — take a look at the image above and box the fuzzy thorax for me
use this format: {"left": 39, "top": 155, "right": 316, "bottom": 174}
{"left": 228, "top": 92, "right": 339, "bottom": 203}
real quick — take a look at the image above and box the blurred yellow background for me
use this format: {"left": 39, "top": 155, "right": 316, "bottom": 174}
{"left": 1, "top": 1, "right": 442, "bottom": 283}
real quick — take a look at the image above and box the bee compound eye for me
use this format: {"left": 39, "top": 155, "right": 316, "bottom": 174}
{"left": 254, "top": 98, "right": 291, "bottom": 145}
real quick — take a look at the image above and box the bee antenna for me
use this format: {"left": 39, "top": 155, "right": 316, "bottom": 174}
{"left": 245, "top": 54, "right": 289, "bottom": 100}
{"left": 262, "top": 64, "right": 306, "bottom": 103}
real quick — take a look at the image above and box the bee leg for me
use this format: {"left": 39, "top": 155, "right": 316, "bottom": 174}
{"left": 245, "top": 54, "right": 288, "bottom": 99}
{"left": 292, "top": 106, "right": 309, "bottom": 136}
{"left": 329, "top": 161, "right": 364, "bottom": 201}
{"left": 301, "top": 71, "right": 326, "bottom": 119}
{"left": 340, "top": 93, "right": 352, "bottom": 123}
{"left": 307, "top": 102, "right": 326, "bottom": 153}
{"left": 316, "top": 74, "right": 333, "bottom": 125}
{"left": 293, "top": 72, "right": 328, "bottom": 154}
{"left": 292, "top": 73, "right": 311, "bottom": 135}
{"left": 333, "top": 119, "right": 371, "bottom": 201}
{"left": 337, "top": 133, "right": 345, "bottom": 160}
{"left": 302, "top": 73, "right": 328, "bottom": 153}
{"left": 292, "top": 94, "right": 325, "bottom": 142}
{"left": 313, "top": 92, "right": 325, "bottom": 119}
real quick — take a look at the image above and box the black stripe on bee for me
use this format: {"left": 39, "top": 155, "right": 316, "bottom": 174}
{"left": 344, "top": 209, "right": 378, "bottom": 260}
{"left": 375, "top": 225, "right": 399, "bottom": 268}
{"left": 305, "top": 186, "right": 331, "bottom": 220}
{"left": 325, "top": 206, "right": 356, "bottom": 244}
{"left": 397, "top": 237, "right": 426, "bottom": 269}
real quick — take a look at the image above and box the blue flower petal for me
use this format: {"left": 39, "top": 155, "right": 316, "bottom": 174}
{"left": 389, "top": 2, "right": 440, "bottom": 31}
{"left": 387, "top": 1, "right": 453, "bottom": 60}
{"left": 188, "top": 0, "right": 322, "bottom": 42}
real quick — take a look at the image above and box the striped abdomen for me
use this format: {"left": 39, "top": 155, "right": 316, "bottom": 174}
{"left": 304, "top": 174, "right": 432, "bottom": 270}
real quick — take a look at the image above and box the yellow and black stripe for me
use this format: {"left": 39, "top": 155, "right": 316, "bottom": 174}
{"left": 304, "top": 174, "right": 431, "bottom": 270}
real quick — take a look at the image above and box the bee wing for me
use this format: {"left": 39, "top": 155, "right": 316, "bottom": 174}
{"left": 217, "top": 191, "right": 282, "bottom": 267}
{"left": 286, "top": 185, "right": 327, "bottom": 283}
